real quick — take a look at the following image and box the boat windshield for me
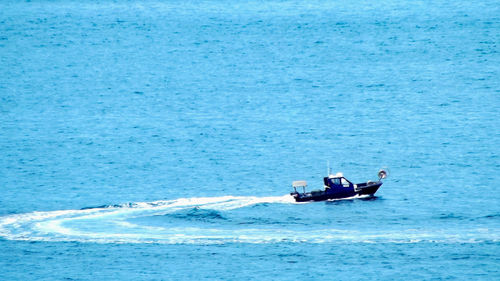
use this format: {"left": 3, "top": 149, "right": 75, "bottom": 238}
{"left": 341, "top": 178, "right": 350, "bottom": 187}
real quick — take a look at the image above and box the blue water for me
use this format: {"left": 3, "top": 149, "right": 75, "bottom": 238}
{"left": 1, "top": 0, "right": 499, "bottom": 279}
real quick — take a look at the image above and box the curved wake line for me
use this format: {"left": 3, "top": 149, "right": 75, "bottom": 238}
{"left": 0, "top": 195, "right": 295, "bottom": 243}
{"left": 0, "top": 195, "right": 498, "bottom": 244}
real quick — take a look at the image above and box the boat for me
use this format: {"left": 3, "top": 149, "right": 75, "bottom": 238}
{"left": 290, "top": 169, "right": 388, "bottom": 202}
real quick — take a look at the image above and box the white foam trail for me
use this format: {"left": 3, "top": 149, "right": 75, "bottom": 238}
{"left": 0, "top": 195, "right": 498, "bottom": 244}
{"left": 327, "top": 194, "right": 371, "bottom": 201}
{"left": 0, "top": 195, "right": 296, "bottom": 243}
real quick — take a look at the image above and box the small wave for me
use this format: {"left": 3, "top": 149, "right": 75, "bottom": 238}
{"left": 80, "top": 205, "right": 110, "bottom": 210}
{"left": 437, "top": 213, "right": 467, "bottom": 220}
{"left": 481, "top": 213, "right": 500, "bottom": 219}
{"left": 168, "top": 207, "right": 227, "bottom": 222}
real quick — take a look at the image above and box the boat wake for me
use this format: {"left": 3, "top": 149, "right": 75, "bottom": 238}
{"left": 0, "top": 195, "right": 497, "bottom": 244}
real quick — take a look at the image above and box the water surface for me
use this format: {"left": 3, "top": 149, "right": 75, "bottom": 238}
{"left": 0, "top": 0, "right": 499, "bottom": 279}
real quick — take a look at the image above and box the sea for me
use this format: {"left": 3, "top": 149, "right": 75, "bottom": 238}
{"left": 0, "top": 0, "right": 499, "bottom": 280}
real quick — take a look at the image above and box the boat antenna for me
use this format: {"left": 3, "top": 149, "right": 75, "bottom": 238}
{"left": 327, "top": 160, "right": 331, "bottom": 176}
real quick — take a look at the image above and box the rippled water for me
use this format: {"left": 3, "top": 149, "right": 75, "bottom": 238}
{"left": 1, "top": 0, "right": 499, "bottom": 280}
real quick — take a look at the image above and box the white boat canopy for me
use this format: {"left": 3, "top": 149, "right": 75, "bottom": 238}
{"left": 292, "top": 180, "right": 307, "bottom": 187}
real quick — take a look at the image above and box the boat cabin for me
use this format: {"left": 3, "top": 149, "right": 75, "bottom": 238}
{"left": 323, "top": 173, "right": 353, "bottom": 189}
